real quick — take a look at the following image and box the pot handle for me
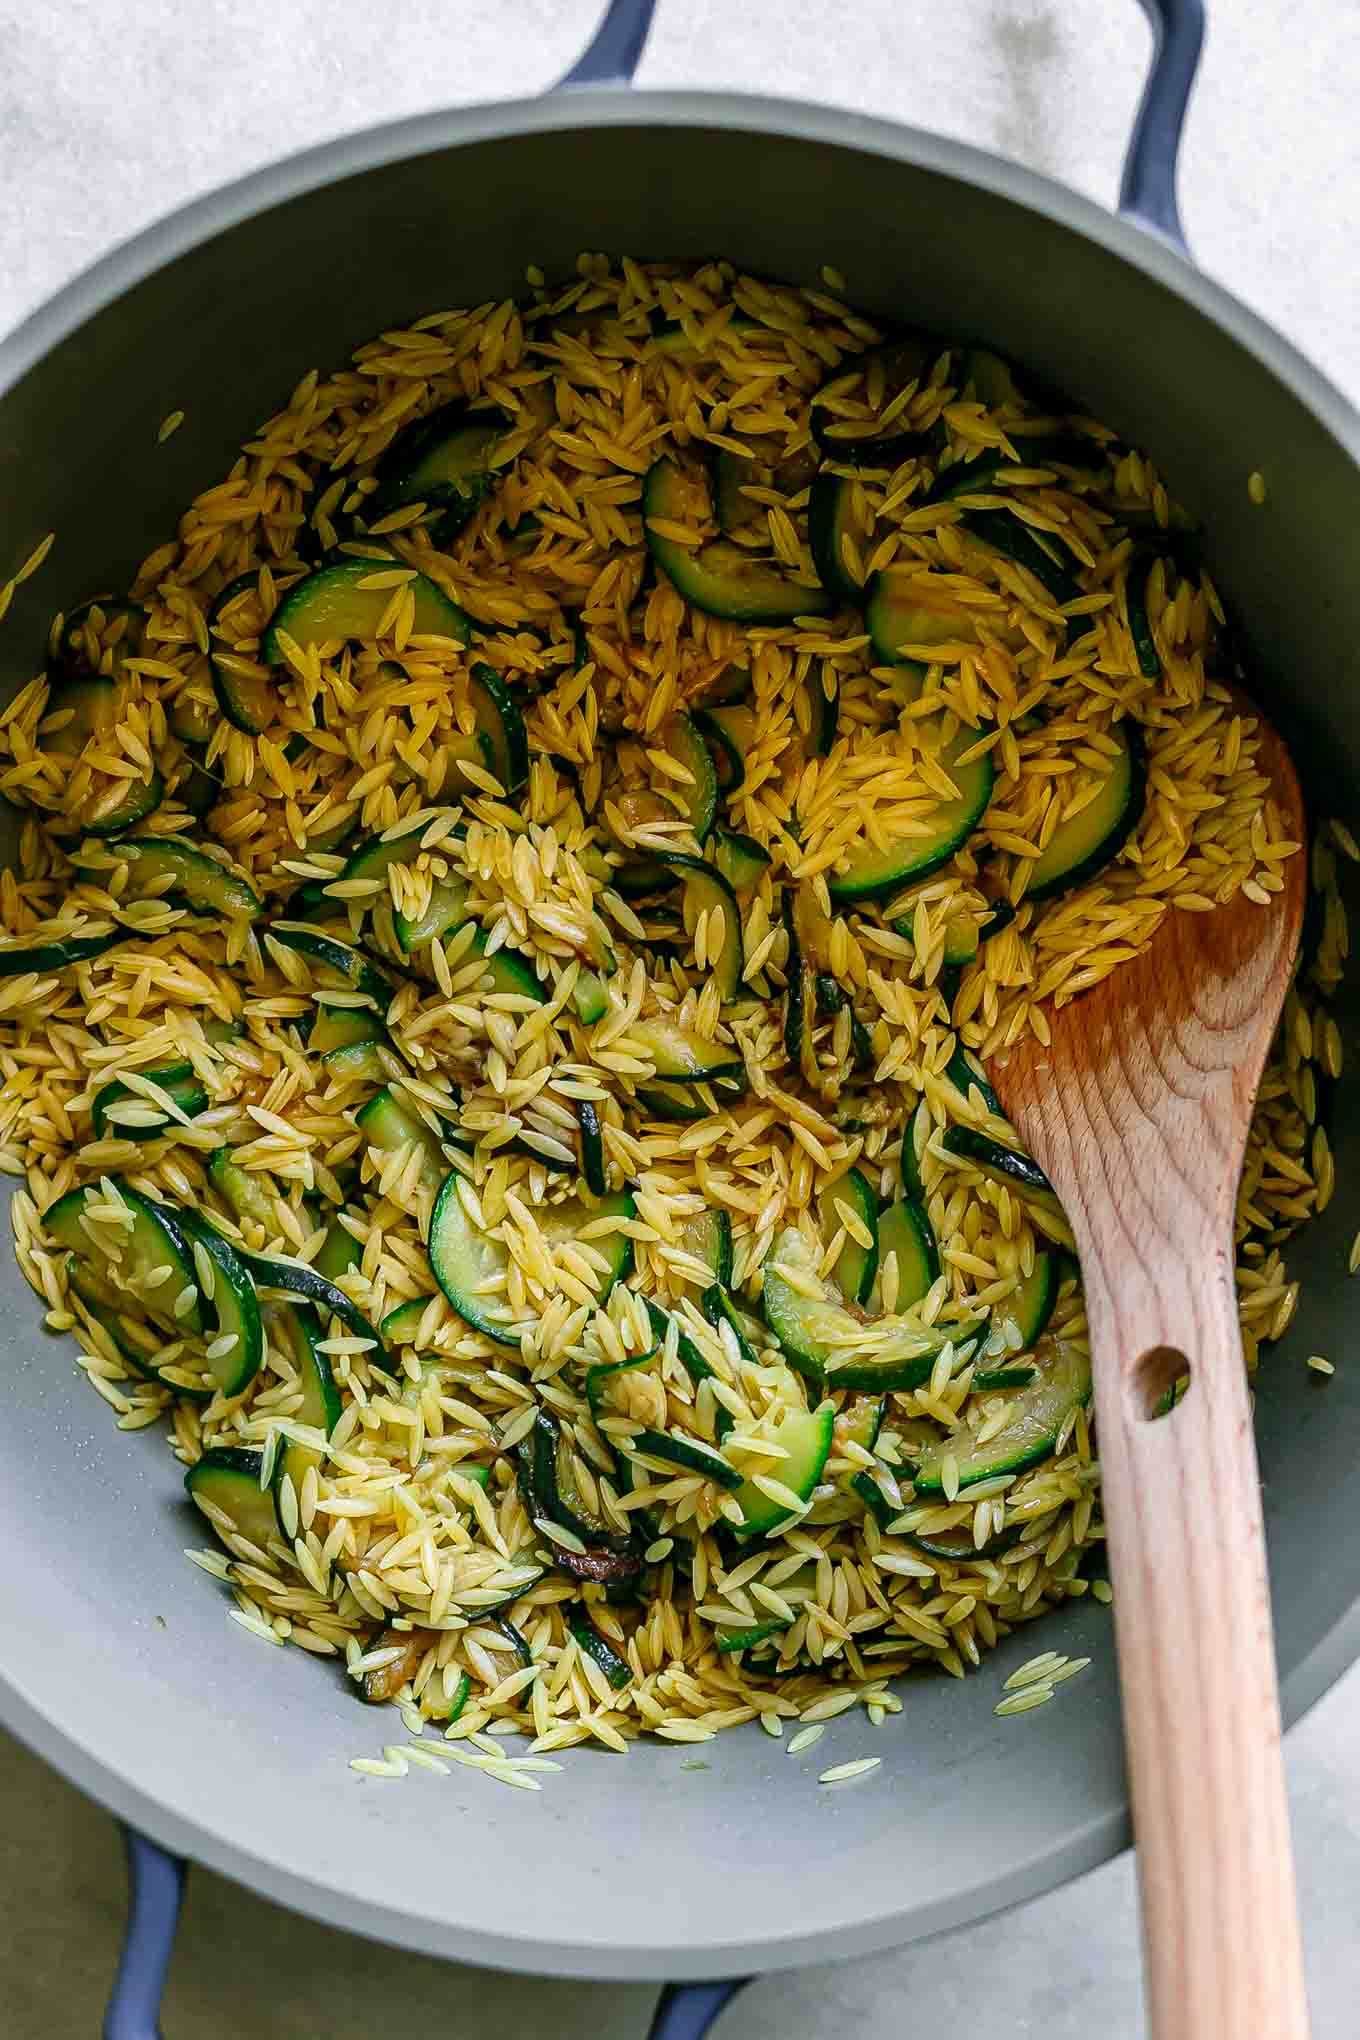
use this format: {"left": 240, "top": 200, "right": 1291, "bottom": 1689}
{"left": 559, "top": 0, "right": 1205, "bottom": 251}
{"left": 103, "top": 1827, "right": 185, "bottom": 2040}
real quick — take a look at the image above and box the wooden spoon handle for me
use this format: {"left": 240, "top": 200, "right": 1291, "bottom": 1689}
{"left": 1079, "top": 1229, "right": 1310, "bottom": 2040}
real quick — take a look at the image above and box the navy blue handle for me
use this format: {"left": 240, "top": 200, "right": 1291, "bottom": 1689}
{"left": 1120, "top": 0, "right": 1206, "bottom": 248}
{"left": 648, "top": 1979, "right": 748, "bottom": 2040}
{"left": 557, "top": 0, "right": 1204, "bottom": 253}
{"left": 104, "top": 1828, "right": 185, "bottom": 2040}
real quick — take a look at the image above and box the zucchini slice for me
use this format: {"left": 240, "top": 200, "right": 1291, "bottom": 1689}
{"left": 267, "top": 923, "right": 391, "bottom": 1006}
{"left": 208, "top": 1148, "right": 279, "bottom": 1234}
{"left": 312, "top": 1004, "right": 394, "bottom": 1082}
{"left": 827, "top": 722, "right": 994, "bottom": 903}
{"left": 961, "top": 510, "right": 1082, "bottom": 608}
{"left": 568, "top": 1615, "right": 633, "bottom": 1690}
{"left": 238, "top": 1247, "right": 383, "bottom": 1354}
{"left": 262, "top": 556, "right": 472, "bottom": 661}
{"left": 628, "top": 1016, "right": 746, "bottom": 1087}
{"left": 380, "top": 1295, "right": 436, "bottom": 1345}
{"left": 631, "top": 1427, "right": 743, "bottom": 1491}
{"left": 576, "top": 1097, "right": 607, "bottom": 1196}
{"left": 942, "top": 1124, "right": 1054, "bottom": 1196}
{"left": 1125, "top": 550, "right": 1162, "bottom": 680}
{"left": 944, "top": 1042, "right": 1004, "bottom": 1118}
{"left": 807, "top": 663, "right": 838, "bottom": 756}
{"left": 875, "top": 1197, "right": 939, "bottom": 1311}
{"left": 710, "top": 829, "right": 770, "bottom": 890}
{"left": 45, "top": 1179, "right": 202, "bottom": 1334}
{"left": 571, "top": 970, "right": 610, "bottom": 1026}
{"left": 175, "top": 1212, "right": 266, "bottom": 1396}
{"left": 428, "top": 1169, "right": 527, "bottom": 1347}
{"left": 810, "top": 336, "right": 940, "bottom": 468}
{"left": 960, "top": 345, "right": 1020, "bottom": 409}
{"left": 52, "top": 598, "right": 146, "bottom": 684}
{"left": 118, "top": 838, "right": 262, "bottom": 920}
{"left": 807, "top": 472, "right": 863, "bottom": 605}
{"left": 634, "top": 1084, "right": 709, "bottom": 1123}
{"left": 41, "top": 670, "right": 164, "bottom": 836}
{"left": 900, "top": 1097, "right": 930, "bottom": 1206}
{"left": 1026, "top": 723, "right": 1146, "bottom": 901}
{"left": 356, "top": 1085, "right": 450, "bottom": 1202}
{"left": 0, "top": 927, "right": 122, "bottom": 975}
{"left": 865, "top": 568, "right": 982, "bottom": 683}
{"left": 666, "top": 852, "right": 743, "bottom": 999}
{"left": 731, "top": 1395, "right": 835, "bottom": 1538}
{"left": 643, "top": 458, "right": 831, "bottom": 624}
{"left": 465, "top": 927, "right": 548, "bottom": 1004}
{"left": 394, "top": 874, "right": 469, "bottom": 953}
{"left": 66, "top": 1256, "right": 213, "bottom": 1401}
{"left": 912, "top": 1332, "right": 1091, "bottom": 1493}
{"left": 186, "top": 1446, "right": 277, "bottom": 1551}
{"left": 761, "top": 1228, "right": 940, "bottom": 1391}
{"left": 370, "top": 401, "right": 508, "bottom": 538}
{"left": 468, "top": 663, "right": 528, "bottom": 795}
{"left": 91, "top": 1062, "right": 208, "bottom": 1143}
{"left": 312, "top": 1213, "right": 363, "bottom": 1282}
{"left": 267, "top": 1300, "right": 342, "bottom": 1527}
{"left": 208, "top": 572, "right": 275, "bottom": 735}
{"left": 692, "top": 708, "right": 744, "bottom": 795}
{"left": 817, "top": 1167, "right": 878, "bottom": 1305}
{"left": 680, "top": 1207, "right": 734, "bottom": 1289}
{"left": 1000, "top": 1249, "right": 1058, "bottom": 1349}
{"left": 663, "top": 713, "right": 719, "bottom": 844}
{"left": 539, "top": 1189, "right": 637, "bottom": 1305}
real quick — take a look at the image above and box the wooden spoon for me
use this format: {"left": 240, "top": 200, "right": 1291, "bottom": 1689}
{"left": 988, "top": 702, "right": 1311, "bottom": 2040}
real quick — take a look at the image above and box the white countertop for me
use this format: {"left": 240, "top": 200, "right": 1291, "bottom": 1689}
{"left": 1, "top": 1, "right": 1357, "bottom": 2032}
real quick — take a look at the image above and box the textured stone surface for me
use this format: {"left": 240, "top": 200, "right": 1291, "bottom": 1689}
{"left": 0, "top": 2, "right": 1356, "bottom": 2032}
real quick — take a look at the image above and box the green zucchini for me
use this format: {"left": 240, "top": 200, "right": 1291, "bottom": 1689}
{"left": 761, "top": 1228, "right": 940, "bottom": 1391}
{"left": 576, "top": 1097, "right": 607, "bottom": 1196}
{"left": 827, "top": 721, "right": 994, "bottom": 903}
{"left": 692, "top": 708, "right": 744, "bottom": 795}
{"left": 944, "top": 1042, "right": 1004, "bottom": 1118}
{"left": 710, "top": 829, "right": 770, "bottom": 890}
{"left": 649, "top": 851, "right": 742, "bottom": 998}
{"left": 262, "top": 556, "right": 472, "bottom": 662}
{"left": 1001, "top": 1250, "right": 1058, "bottom": 1349}
{"left": 731, "top": 1396, "right": 835, "bottom": 1538}
{"left": 628, "top": 1016, "right": 745, "bottom": 1087}
{"left": 1125, "top": 550, "right": 1163, "bottom": 679}
{"left": 960, "top": 346, "right": 1020, "bottom": 409}
{"left": 118, "top": 838, "right": 262, "bottom": 920}
{"left": 912, "top": 1332, "right": 1091, "bottom": 1493}
{"left": 900, "top": 1098, "right": 930, "bottom": 1205}
{"left": 41, "top": 669, "right": 164, "bottom": 835}
{"left": 267, "top": 924, "right": 391, "bottom": 1007}
{"left": 465, "top": 927, "right": 548, "bottom": 1004}
{"left": 468, "top": 663, "right": 528, "bottom": 795}
{"left": 380, "top": 1295, "right": 437, "bottom": 1345}
{"left": 394, "top": 874, "right": 470, "bottom": 953}
{"left": 428, "top": 1168, "right": 528, "bottom": 1347}
{"left": 810, "top": 336, "right": 940, "bottom": 468}
{"left": 571, "top": 970, "right": 610, "bottom": 1026}
{"left": 942, "top": 1124, "right": 1054, "bottom": 1196}
{"left": 807, "top": 472, "right": 863, "bottom": 605}
{"left": 175, "top": 1211, "right": 266, "bottom": 1397}
{"left": 0, "top": 927, "right": 122, "bottom": 975}
{"left": 701, "top": 1282, "right": 761, "bottom": 1368}
{"left": 45, "top": 1179, "right": 202, "bottom": 1334}
{"left": 817, "top": 1167, "right": 878, "bottom": 1305}
{"left": 569, "top": 1615, "right": 633, "bottom": 1690}
{"left": 90, "top": 1061, "right": 208, "bottom": 1143}
{"left": 634, "top": 1084, "right": 708, "bottom": 1123}
{"left": 875, "top": 1197, "right": 939, "bottom": 1311}
{"left": 52, "top": 598, "right": 146, "bottom": 684}
{"left": 539, "top": 1189, "right": 636, "bottom": 1305}
{"left": 313, "top": 1212, "right": 363, "bottom": 1282}
{"left": 632, "top": 1427, "right": 743, "bottom": 1491}
{"left": 66, "top": 1256, "right": 212, "bottom": 1401}
{"left": 267, "top": 1300, "right": 342, "bottom": 1529}
{"left": 208, "top": 572, "right": 274, "bottom": 735}
{"left": 662, "top": 712, "right": 720, "bottom": 844}
{"left": 311, "top": 1004, "right": 393, "bottom": 1082}
{"left": 866, "top": 568, "right": 982, "bottom": 686}
{"left": 807, "top": 663, "right": 838, "bottom": 756}
{"left": 716, "top": 1615, "right": 792, "bottom": 1654}
{"left": 961, "top": 509, "right": 1082, "bottom": 608}
{"left": 356, "top": 1085, "right": 450, "bottom": 1201}
{"left": 643, "top": 458, "right": 831, "bottom": 624}
{"left": 186, "top": 1446, "right": 277, "bottom": 1551}
{"left": 370, "top": 400, "right": 509, "bottom": 538}
{"left": 1026, "top": 723, "right": 1146, "bottom": 902}
{"left": 208, "top": 1149, "right": 279, "bottom": 1234}
{"left": 236, "top": 1245, "right": 382, "bottom": 1351}
{"left": 680, "top": 1207, "right": 734, "bottom": 1289}
{"left": 813, "top": 975, "right": 875, "bottom": 1073}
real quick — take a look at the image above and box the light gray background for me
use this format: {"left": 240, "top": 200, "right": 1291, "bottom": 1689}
{"left": 0, "top": 1, "right": 1357, "bottom": 2033}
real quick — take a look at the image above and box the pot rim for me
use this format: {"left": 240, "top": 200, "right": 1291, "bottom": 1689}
{"left": 1, "top": 84, "right": 1358, "bottom": 1983}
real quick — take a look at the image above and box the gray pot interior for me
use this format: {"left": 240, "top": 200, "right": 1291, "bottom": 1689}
{"left": 0, "top": 99, "right": 1358, "bottom": 1981}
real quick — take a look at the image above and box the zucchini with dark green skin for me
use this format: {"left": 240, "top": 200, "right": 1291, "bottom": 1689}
{"left": 629, "top": 1016, "right": 746, "bottom": 1087}
{"left": 875, "top": 1197, "right": 939, "bottom": 1312}
{"left": 1025, "top": 723, "right": 1146, "bottom": 902}
{"left": 961, "top": 509, "right": 1082, "bottom": 608}
{"left": 267, "top": 1299, "right": 342, "bottom": 1530}
{"left": 468, "top": 663, "right": 528, "bottom": 795}
{"left": 692, "top": 709, "right": 743, "bottom": 795}
{"left": 1125, "top": 550, "right": 1162, "bottom": 679}
{"left": 817, "top": 1167, "right": 878, "bottom": 1305}
{"left": 394, "top": 875, "right": 469, "bottom": 954}
{"left": 701, "top": 1282, "right": 761, "bottom": 1368}
{"left": 237, "top": 1246, "right": 383, "bottom": 1356}
{"left": 807, "top": 473, "right": 863, "bottom": 605}
{"left": 66, "top": 1256, "right": 213, "bottom": 1401}
{"left": 356, "top": 1085, "right": 452, "bottom": 1201}
{"left": 41, "top": 668, "right": 164, "bottom": 835}
{"left": 175, "top": 1211, "right": 267, "bottom": 1397}
{"left": 634, "top": 1083, "right": 708, "bottom": 1123}
{"left": 942, "top": 1124, "right": 1054, "bottom": 1196}
{"left": 186, "top": 1446, "right": 277, "bottom": 1550}
{"left": 380, "top": 1295, "right": 436, "bottom": 1344}
{"left": 662, "top": 712, "right": 720, "bottom": 843}
{"left": 369, "top": 401, "right": 510, "bottom": 539}
{"left": 681, "top": 1207, "right": 733, "bottom": 1289}
{"left": 518, "top": 1409, "right": 641, "bottom": 1575}
{"left": 900, "top": 1098, "right": 931, "bottom": 1206}
{"left": 865, "top": 568, "right": 983, "bottom": 685}
{"left": 208, "top": 572, "right": 275, "bottom": 735}
{"left": 912, "top": 1332, "right": 1091, "bottom": 1492}
{"left": 267, "top": 924, "right": 392, "bottom": 1006}
{"left": 827, "top": 722, "right": 994, "bottom": 903}
{"left": 262, "top": 556, "right": 472, "bottom": 662}
{"left": 427, "top": 1168, "right": 529, "bottom": 1347}
{"left": 643, "top": 458, "right": 831, "bottom": 624}
{"left": 208, "top": 1148, "right": 279, "bottom": 1233}
{"left": 731, "top": 1398, "right": 835, "bottom": 1539}
{"left": 119, "top": 838, "right": 262, "bottom": 921}
{"left": 813, "top": 976, "right": 875, "bottom": 1072}
{"left": 91, "top": 1062, "right": 208, "bottom": 1143}
{"left": 761, "top": 1229, "right": 942, "bottom": 1392}
{"left": 810, "top": 336, "right": 941, "bottom": 468}
{"left": 576, "top": 1097, "right": 607, "bottom": 1196}
{"left": 710, "top": 829, "right": 770, "bottom": 890}
{"left": 631, "top": 1427, "right": 743, "bottom": 1491}
{"left": 45, "top": 1179, "right": 203, "bottom": 1334}
{"left": 807, "top": 663, "right": 838, "bottom": 757}
{"left": 569, "top": 1614, "right": 633, "bottom": 1689}
{"left": 647, "top": 851, "right": 743, "bottom": 999}
{"left": 0, "top": 927, "right": 122, "bottom": 976}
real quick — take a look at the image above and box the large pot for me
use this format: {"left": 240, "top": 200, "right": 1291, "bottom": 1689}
{"left": 1, "top": 4, "right": 1357, "bottom": 2036}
